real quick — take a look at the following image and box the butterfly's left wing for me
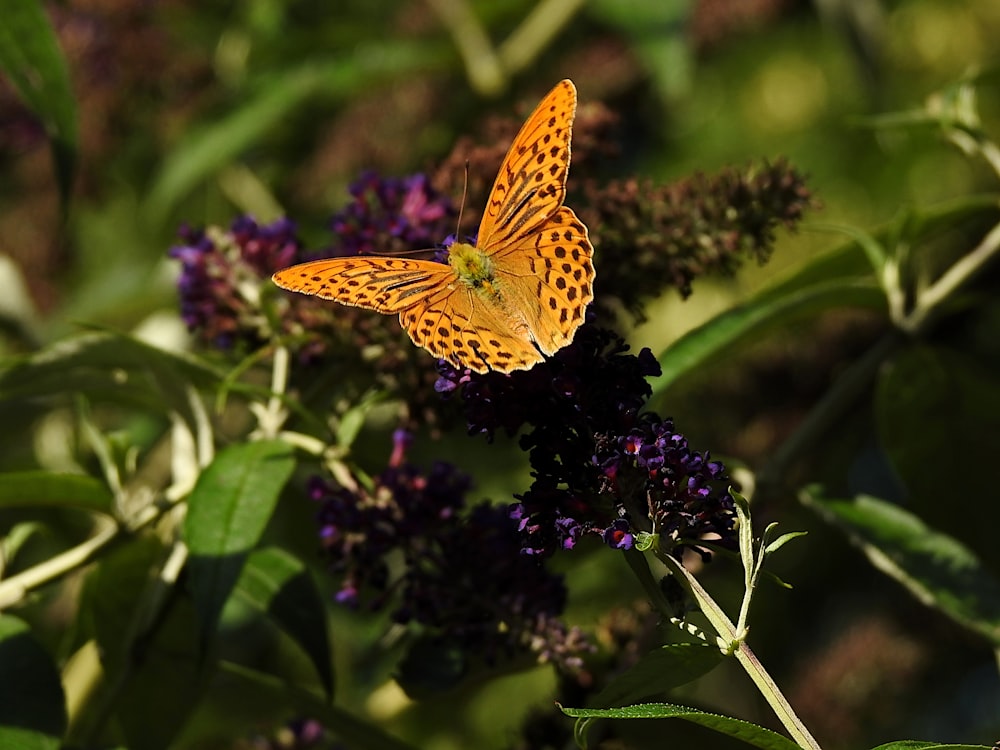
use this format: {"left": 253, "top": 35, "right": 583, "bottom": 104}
{"left": 476, "top": 79, "right": 577, "bottom": 254}
{"left": 272, "top": 256, "right": 453, "bottom": 314}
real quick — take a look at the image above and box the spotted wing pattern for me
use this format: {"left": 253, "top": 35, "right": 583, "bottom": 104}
{"left": 399, "top": 278, "right": 545, "bottom": 373}
{"left": 490, "top": 205, "right": 594, "bottom": 355}
{"left": 271, "top": 79, "right": 595, "bottom": 375}
{"left": 476, "top": 79, "right": 578, "bottom": 254}
{"left": 271, "top": 257, "right": 453, "bottom": 314}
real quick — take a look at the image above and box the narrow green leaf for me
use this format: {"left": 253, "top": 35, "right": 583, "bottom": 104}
{"left": 146, "top": 43, "right": 428, "bottom": 223}
{"left": 147, "top": 65, "right": 330, "bottom": 221}
{"left": 234, "top": 547, "right": 334, "bottom": 697}
{"left": 802, "top": 487, "right": 1000, "bottom": 646}
{"left": 0, "top": 331, "right": 221, "bottom": 395}
{"left": 0, "top": 521, "right": 45, "bottom": 570}
{"left": 763, "top": 531, "right": 808, "bottom": 556}
{"left": 591, "top": 643, "right": 722, "bottom": 708}
{"left": 0, "top": 0, "right": 78, "bottom": 202}
{"left": 0, "top": 615, "right": 67, "bottom": 749}
{"left": 869, "top": 744, "right": 992, "bottom": 750}
{"left": 648, "top": 192, "right": 1000, "bottom": 399}
{"left": 0, "top": 471, "right": 113, "bottom": 514}
{"left": 559, "top": 702, "right": 802, "bottom": 750}
{"left": 650, "top": 279, "right": 884, "bottom": 397}
{"left": 185, "top": 440, "right": 295, "bottom": 643}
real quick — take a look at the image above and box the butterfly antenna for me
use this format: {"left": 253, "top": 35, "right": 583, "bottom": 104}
{"left": 455, "top": 160, "right": 470, "bottom": 241}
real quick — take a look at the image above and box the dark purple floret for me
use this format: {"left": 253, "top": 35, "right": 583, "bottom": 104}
{"left": 440, "top": 323, "right": 734, "bottom": 561}
{"left": 326, "top": 171, "right": 456, "bottom": 258}
{"left": 169, "top": 216, "right": 305, "bottom": 349}
{"left": 308, "top": 436, "right": 590, "bottom": 675}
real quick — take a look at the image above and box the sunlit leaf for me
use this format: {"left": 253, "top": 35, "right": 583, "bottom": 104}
{"left": 185, "top": 440, "right": 296, "bottom": 646}
{"left": 559, "top": 701, "right": 801, "bottom": 750}
{"left": 650, "top": 279, "right": 884, "bottom": 397}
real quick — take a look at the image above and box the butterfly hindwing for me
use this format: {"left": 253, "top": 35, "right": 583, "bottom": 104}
{"left": 492, "top": 206, "right": 595, "bottom": 355}
{"left": 400, "top": 282, "right": 544, "bottom": 374}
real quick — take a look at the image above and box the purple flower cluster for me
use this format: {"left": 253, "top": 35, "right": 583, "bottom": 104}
{"left": 309, "top": 431, "right": 589, "bottom": 678}
{"left": 169, "top": 175, "right": 470, "bottom": 409}
{"left": 327, "top": 171, "right": 455, "bottom": 258}
{"left": 170, "top": 216, "right": 301, "bottom": 349}
{"left": 595, "top": 415, "right": 731, "bottom": 560}
{"left": 437, "top": 324, "right": 734, "bottom": 560}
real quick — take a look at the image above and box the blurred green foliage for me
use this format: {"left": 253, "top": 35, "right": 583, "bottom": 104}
{"left": 2, "top": 1, "right": 1000, "bottom": 749}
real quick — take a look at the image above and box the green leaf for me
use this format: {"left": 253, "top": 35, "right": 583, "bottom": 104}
{"left": 869, "top": 744, "right": 993, "bottom": 750}
{"left": 802, "top": 487, "right": 1000, "bottom": 646}
{"left": 0, "top": 0, "right": 78, "bottom": 203}
{"left": 233, "top": 546, "right": 334, "bottom": 697}
{"left": 648, "top": 192, "right": 1000, "bottom": 399}
{"left": 650, "top": 279, "right": 884, "bottom": 397}
{"left": 147, "top": 65, "right": 331, "bottom": 222}
{"left": 763, "top": 531, "right": 808, "bottom": 555}
{"left": 591, "top": 643, "right": 722, "bottom": 708}
{"left": 185, "top": 440, "right": 296, "bottom": 645}
{"left": 219, "top": 662, "right": 419, "bottom": 750}
{"left": 0, "top": 615, "right": 67, "bottom": 749}
{"left": 559, "top": 702, "right": 802, "bottom": 750}
{"left": 109, "top": 590, "right": 211, "bottom": 749}
{"left": 0, "top": 471, "right": 113, "bottom": 514}
{"left": 81, "top": 533, "right": 168, "bottom": 679}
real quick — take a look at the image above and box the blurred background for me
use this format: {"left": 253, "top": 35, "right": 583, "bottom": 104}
{"left": 2, "top": 1, "right": 999, "bottom": 748}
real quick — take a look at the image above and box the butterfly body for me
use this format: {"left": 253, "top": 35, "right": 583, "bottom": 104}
{"left": 447, "top": 242, "right": 498, "bottom": 294}
{"left": 273, "top": 79, "right": 594, "bottom": 374}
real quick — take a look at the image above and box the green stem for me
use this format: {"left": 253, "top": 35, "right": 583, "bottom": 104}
{"left": 901, "top": 212, "right": 1000, "bottom": 334}
{"left": 0, "top": 495, "right": 169, "bottom": 609}
{"left": 657, "top": 553, "right": 823, "bottom": 750}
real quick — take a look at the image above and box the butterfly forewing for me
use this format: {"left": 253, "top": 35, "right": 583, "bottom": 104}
{"left": 272, "top": 257, "right": 453, "bottom": 314}
{"left": 476, "top": 79, "right": 577, "bottom": 254}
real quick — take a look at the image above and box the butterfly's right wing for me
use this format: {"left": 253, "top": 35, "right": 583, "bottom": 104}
{"left": 272, "top": 257, "right": 453, "bottom": 314}
{"left": 476, "top": 79, "right": 577, "bottom": 254}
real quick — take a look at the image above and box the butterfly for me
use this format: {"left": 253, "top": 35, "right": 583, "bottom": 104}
{"left": 272, "top": 79, "right": 594, "bottom": 374}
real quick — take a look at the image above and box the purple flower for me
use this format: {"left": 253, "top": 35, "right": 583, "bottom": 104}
{"left": 440, "top": 324, "right": 735, "bottom": 561}
{"left": 169, "top": 216, "right": 303, "bottom": 349}
{"left": 326, "top": 171, "right": 456, "bottom": 258}
{"left": 308, "top": 435, "right": 590, "bottom": 678}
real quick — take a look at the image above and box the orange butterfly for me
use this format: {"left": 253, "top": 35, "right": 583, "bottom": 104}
{"left": 272, "top": 79, "right": 594, "bottom": 374}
